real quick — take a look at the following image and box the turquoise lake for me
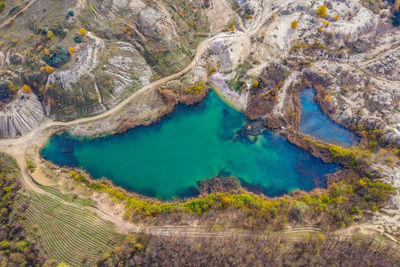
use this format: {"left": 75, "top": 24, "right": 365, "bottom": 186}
{"left": 41, "top": 90, "right": 339, "bottom": 200}
{"left": 300, "top": 88, "right": 359, "bottom": 147}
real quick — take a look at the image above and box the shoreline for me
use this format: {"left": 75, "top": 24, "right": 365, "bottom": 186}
{"left": 2, "top": 68, "right": 394, "bottom": 210}
{"left": 210, "top": 85, "right": 243, "bottom": 112}
{"left": 37, "top": 87, "right": 348, "bottom": 204}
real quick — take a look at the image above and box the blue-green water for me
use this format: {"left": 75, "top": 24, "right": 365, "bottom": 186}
{"left": 300, "top": 89, "right": 359, "bottom": 147}
{"left": 41, "top": 91, "right": 339, "bottom": 200}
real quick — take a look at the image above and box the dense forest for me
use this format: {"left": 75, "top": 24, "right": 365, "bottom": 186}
{"left": 98, "top": 232, "right": 400, "bottom": 266}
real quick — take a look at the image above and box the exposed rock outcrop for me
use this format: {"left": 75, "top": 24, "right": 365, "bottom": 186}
{"left": 45, "top": 35, "right": 152, "bottom": 120}
{"left": 138, "top": 8, "right": 180, "bottom": 51}
{"left": 0, "top": 93, "right": 45, "bottom": 138}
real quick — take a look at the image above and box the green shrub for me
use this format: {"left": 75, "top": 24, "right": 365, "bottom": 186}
{"left": 15, "top": 241, "right": 27, "bottom": 252}
{"left": 73, "top": 34, "right": 84, "bottom": 43}
{"left": 43, "top": 45, "right": 71, "bottom": 68}
{"left": 0, "top": 240, "right": 10, "bottom": 250}
{"left": 8, "top": 4, "right": 21, "bottom": 16}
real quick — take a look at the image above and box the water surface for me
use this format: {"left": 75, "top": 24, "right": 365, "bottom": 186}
{"left": 300, "top": 88, "right": 359, "bottom": 147}
{"left": 42, "top": 91, "right": 339, "bottom": 200}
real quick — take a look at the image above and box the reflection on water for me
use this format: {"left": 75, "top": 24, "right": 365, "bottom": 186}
{"left": 300, "top": 88, "right": 359, "bottom": 147}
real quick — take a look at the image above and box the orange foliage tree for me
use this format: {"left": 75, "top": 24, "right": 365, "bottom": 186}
{"left": 21, "top": 85, "right": 32, "bottom": 94}
{"left": 78, "top": 28, "right": 88, "bottom": 36}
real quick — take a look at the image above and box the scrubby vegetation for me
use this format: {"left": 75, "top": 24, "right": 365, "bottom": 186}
{"left": 67, "top": 169, "right": 394, "bottom": 231}
{"left": 302, "top": 135, "right": 372, "bottom": 167}
{"left": 0, "top": 153, "right": 49, "bottom": 266}
{"left": 183, "top": 83, "right": 204, "bottom": 95}
{"left": 98, "top": 231, "right": 400, "bottom": 266}
{"left": 228, "top": 61, "right": 250, "bottom": 92}
{"left": 0, "top": 81, "right": 18, "bottom": 103}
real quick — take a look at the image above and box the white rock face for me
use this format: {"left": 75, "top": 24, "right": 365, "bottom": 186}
{"left": 0, "top": 93, "right": 45, "bottom": 138}
{"left": 138, "top": 8, "right": 179, "bottom": 50}
{"left": 103, "top": 41, "right": 152, "bottom": 109}
{"left": 46, "top": 32, "right": 105, "bottom": 92}
{"left": 330, "top": 0, "right": 377, "bottom": 40}
{"left": 45, "top": 34, "right": 152, "bottom": 118}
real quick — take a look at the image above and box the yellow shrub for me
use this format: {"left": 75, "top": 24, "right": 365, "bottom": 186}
{"left": 68, "top": 47, "right": 75, "bottom": 53}
{"left": 221, "top": 196, "right": 231, "bottom": 207}
{"left": 44, "top": 65, "right": 55, "bottom": 73}
{"left": 291, "top": 20, "right": 298, "bottom": 29}
{"left": 47, "top": 30, "right": 54, "bottom": 39}
{"left": 40, "top": 65, "right": 55, "bottom": 73}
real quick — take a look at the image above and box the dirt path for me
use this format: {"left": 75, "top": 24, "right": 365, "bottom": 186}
{"left": 0, "top": 0, "right": 38, "bottom": 29}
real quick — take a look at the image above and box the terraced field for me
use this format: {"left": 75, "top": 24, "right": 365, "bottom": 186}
{"left": 15, "top": 186, "right": 124, "bottom": 266}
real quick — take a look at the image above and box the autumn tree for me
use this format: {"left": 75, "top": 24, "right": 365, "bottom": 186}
{"left": 78, "top": 27, "right": 88, "bottom": 36}
{"left": 317, "top": 5, "right": 327, "bottom": 17}
{"left": 291, "top": 20, "right": 298, "bottom": 29}
{"left": 21, "top": 84, "right": 32, "bottom": 94}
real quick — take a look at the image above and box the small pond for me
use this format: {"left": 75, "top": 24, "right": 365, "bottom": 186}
{"left": 41, "top": 90, "right": 339, "bottom": 200}
{"left": 300, "top": 88, "right": 359, "bottom": 148}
